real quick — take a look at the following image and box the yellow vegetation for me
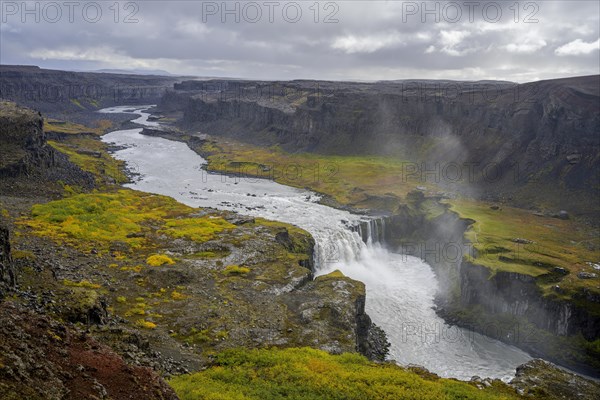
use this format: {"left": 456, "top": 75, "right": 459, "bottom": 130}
{"left": 223, "top": 265, "right": 251, "bottom": 276}
{"left": 20, "top": 190, "right": 237, "bottom": 252}
{"left": 169, "top": 347, "right": 521, "bottom": 400}
{"left": 135, "top": 319, "right": 157, "bottom": 329}
{"left": 171, "top": 290, "right": 187, "bottom": 300}
{"left": 146, "top": 254, "right": 175, "bottom": 266}
{"left": 62, "top": 279, "right": 101, "bottom": 289}
{"left": 44, "top": 118, "right": 112, "bottom": 135}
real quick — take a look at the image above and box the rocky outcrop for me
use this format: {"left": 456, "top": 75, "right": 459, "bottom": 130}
{"left": 510, "top": 359, "right": 600, "bottom": 399}
{"left": 163, "top": 76, "right": 600, "bottom": 220}
{"left": 0, "top": 101, "right": 50, "bottom": 177}
{"left": 289, "top": 271, "right": 390, "bottom": 358}
{"left": 382, "top": 201, "right": 600, "bottom": 376}
{"left": 0, "top": 65, "right": 180, "bottom": 114}
{"left": 0, "top": 101, "right": 95, "bottom": 195}
{"left": 0, "top": 301, "right": 178, "bottom": 400}
{"left": 0, "top": 225, "right": 15, "bottom": 296}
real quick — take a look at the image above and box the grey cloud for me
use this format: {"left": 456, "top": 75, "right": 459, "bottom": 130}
{"left": 0, "top": 1, "right": 598, "bottom": 81}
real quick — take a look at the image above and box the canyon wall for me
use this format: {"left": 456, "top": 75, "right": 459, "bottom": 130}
{"left": 0, "top": 65, "right": 180, "bottom": 114}
{"left": 380, "top": 204, "right": 600, "bottom": 376}
{"left": 0, "top": 101, "right": 95, "bottom": 194}
{"left": 165, "top": 76, "right": 600, "bottom": 219}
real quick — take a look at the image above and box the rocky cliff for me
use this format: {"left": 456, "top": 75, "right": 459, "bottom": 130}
{"left": 381, "top": 200, "right": 600, "bottom": 376}
{"left": 0, "top": 225, "right": 14, "bottom": 297}
{"left": 0, "top": 101, "right": 94, "bottom": 196}
{"left": 0, "top": 100, "right": 389, "bottom": 397}
{"left": 164, "top": 76, "right": 600, "bottom": 220}
{"left": 0, "top": 65, "right": 181, "bottom": 115}
{"left": 0, "top": 301, "right": 179, "bottom": 400}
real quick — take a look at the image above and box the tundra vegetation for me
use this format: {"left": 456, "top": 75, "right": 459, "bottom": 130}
{"left": 169, "top": 347, "right": 522, "bottom": 400}
{"left": 198, "top": 136, "right": 600, "bottom": 306}
{"left": 2, "top": 101, "right": 598, "bottom": 399}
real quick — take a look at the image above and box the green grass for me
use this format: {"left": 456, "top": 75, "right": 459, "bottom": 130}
{"left": 447, "top": 199, "right": 600, "bottom": 298}
{"left": 169, "top": 347, "right": 521, "bottom": 400}
{"left": 48, "top": 138, "right": 128, "bottom": 185}
{"left": 199, "top": 137, "right": 600, "bottom": 301}
{"left": 199, "top": 138, "right": 425, "bottom": 207}
{"left": 223, "top": 265, "right": 251, "bottom": 276}
{"left": 19, "top": 189, "right": 236, "bottom": 252}
{"left": 44, "top": 118, "right": 112, "bottom": 135}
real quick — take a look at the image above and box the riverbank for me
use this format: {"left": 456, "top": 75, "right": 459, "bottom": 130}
{"left": 0, "top": 102, "right": 388, "bottom": 398}
{"left": 2, "top": 101, "right": 599, "bottom": 398}
{"left": 119, "top": 109, "right": 537, "bottom": 380}
{"left": 144, "top": 122, "right": 600, "bottom": 377}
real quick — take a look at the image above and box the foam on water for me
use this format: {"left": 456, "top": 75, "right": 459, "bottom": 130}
{"left": 100, "top": 106, "right": 532, "bottom": 381}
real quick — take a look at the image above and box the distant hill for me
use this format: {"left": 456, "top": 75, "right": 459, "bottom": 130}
{"left": 0, "top": 64, "right": 182, "bottom": 113}
{"left": 93, "top": 68, "right": 175, "bottom": 76}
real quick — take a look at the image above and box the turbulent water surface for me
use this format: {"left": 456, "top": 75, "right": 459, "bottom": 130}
{"left": 101, "top": 105, "right": 532, "bottom": 381}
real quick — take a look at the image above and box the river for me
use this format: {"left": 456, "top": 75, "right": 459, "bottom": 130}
{"left": 100, "top": 105, "right": 532, "bottom": 381}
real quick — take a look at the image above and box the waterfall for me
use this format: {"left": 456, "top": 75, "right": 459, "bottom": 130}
{"left": 351, "top": 217, "right": 388, "bottom": 247}
{"left": 311, "top": 227, "right": 366, "bottom": 272}
{"left": 101, "top": 105, "right": 534, "bottom": 381}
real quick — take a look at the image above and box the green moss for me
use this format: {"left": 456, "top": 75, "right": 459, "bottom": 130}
{"left": 223, "top": 265, "right": 251, "bottom": 276}
{"left": 199, "top": 138, "right": 418, "bottom": 209}
{"left": 19, "top": 189, "right": 237, "bottom": 252}
{"left": 447, "top": 199, "right": 600, "bottom": 300}
{"left": 11, "top": 250, "right": 36, "bottom": 261}
{"left": 169, "top": 347, "right": 521, "bottom": 400}
{"left": 48, "top": 138, "right": 128, "bottom": 185}
{"left": 44, "top": 118, "right": 111, "bottom": 135}
{"left": 184, "top": 328, "right": 211, "bottom": 344}
{"left": 146, "top": 254, "right": 176, "bottom": 266}
{"left": 62, "top": 279, "right": 101, "bottom": 289}
{"left": 69, "top": 98, "right": 85, "bottom": 109}
{"left": 320, "top": 269, "right": 345, "bottom": 279}
{"left": 160, "top": 217, "right": 235, "bottom": 243}
{"left": 188, "top": 250, "right": 230, "bottom": 259}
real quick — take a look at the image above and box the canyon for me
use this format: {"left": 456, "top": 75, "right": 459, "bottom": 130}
{"left": 0, "top": 68, "right": 599, "bottom": 398}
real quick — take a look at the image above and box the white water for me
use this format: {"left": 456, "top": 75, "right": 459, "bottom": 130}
{"left": 100, "top": 105, "right": 532, "bottom": 381}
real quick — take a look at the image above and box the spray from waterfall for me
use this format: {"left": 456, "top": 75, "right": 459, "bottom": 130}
{"left": 100, "top": 105, "right": 533, "bottom": 381}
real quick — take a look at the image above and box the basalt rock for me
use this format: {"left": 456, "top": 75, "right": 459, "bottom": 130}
{"left": 163, "top": 76, "right": 600, "bottom": 221}
{"left": 0, "top": 225, "right": 15, "bottom": 297}
{"left": 0, "top": 301, "right": 178, "bottom": 400}
{"left": 510, "top": 359, "right": 600, "bottom": 399}
{"left": 0, "top": 101, "right": 95, "bottom": 195}
{"left": 0, "top": 65, "right": 179, "bottom": 114}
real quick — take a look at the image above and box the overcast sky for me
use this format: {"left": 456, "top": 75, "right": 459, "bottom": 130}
{"left": 1, "top": 1, "right": 599, "bottom": 82}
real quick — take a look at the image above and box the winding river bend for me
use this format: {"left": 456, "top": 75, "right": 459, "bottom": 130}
{"left": 101, "top": 105, "right": 532, "bottom": 381}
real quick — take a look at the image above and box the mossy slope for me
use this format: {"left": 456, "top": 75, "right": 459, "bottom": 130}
{"left": 169, "top": 347, "right": 521, "bottom": 400}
